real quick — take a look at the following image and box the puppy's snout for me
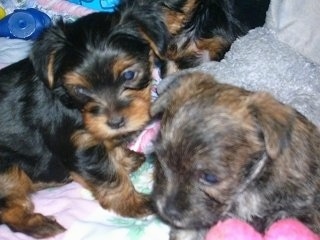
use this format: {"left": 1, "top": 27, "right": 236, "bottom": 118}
{"left": 107, "top": 115, "right": 125, "bottom": 129}
{"left": 163, "top": 205, "right": 181, "bottom": 221}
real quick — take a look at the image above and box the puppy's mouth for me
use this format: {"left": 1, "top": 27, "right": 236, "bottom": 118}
{"left": 155, "top": 199, "right": 192, "bottom": 228}
{"left": 83, "top": 110, "right": 150, "bottom": 140}
{"left": 155, "top": 196, "right": 219, "bottom": 230}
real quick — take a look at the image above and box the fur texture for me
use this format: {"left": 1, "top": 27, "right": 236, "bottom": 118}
{"left": 151, "top": 72, "right": 320, "bottom": 240}
{"left": 0, "top": 7, "right": 169, "bottom": 237}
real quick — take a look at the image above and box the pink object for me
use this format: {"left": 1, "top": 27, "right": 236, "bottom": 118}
{"left": 128, "top": 120, "right": 161, "bottom": 154}
{"left": 36, "top": 0, "right": 94, "bottom": 17}
{"left": 265, "top": 219, "right": 320, "bottom": 240}
{"left": 206, "top": 218, "right": 320, "bottom": 240}
{"left": 206, "top": 219, "right": 263, "bottom": 240}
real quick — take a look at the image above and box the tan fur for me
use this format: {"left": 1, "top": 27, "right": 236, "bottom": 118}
{"left": 0, "top": 167, "right": 65, "bottom": 238}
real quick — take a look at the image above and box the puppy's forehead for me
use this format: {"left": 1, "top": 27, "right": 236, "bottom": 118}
{"left": 158, "top": 97, "right": 260, "bottom": 168}
{"left": 65, "top": 50, "right": 142, "bottom": 86}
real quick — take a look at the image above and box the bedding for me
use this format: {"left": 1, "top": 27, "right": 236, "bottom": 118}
{"left": 0, "top": 0, "right": 319, "bottom": 239}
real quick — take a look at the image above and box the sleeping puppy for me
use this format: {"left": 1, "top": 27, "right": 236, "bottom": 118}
{"left": 0, "top": 7, "right": 169, "bottom": 238}
{"left": 161, "top": 0, "right": 271, "bottom": 69}
{"left": 151, "top": 72, "right": 320, "bottom": 240}
{"left": 120, "top": 0, "right": 271, "bottom": 73}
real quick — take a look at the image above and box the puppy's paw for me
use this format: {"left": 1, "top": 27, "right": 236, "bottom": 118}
{"left": 111, "top": 193, "right": 153, "bottom": 218}
{"left": 120, "top": 148, "right": 146, "bottom": 173}
{"left": 11, "top": 214, "right": 65, "bottom": 239}
{"left": 132, "top": 194, "right": 154, "bottom": 217}
{"left": 130, "top": 151, "right": 146, "bottom": 172}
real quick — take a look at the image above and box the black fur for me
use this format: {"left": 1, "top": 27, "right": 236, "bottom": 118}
{"left": 0, "top": 8, "right": 167, "bottom": 237}
{"left": 162, "top": 0, "right": 271, "bottom": 69}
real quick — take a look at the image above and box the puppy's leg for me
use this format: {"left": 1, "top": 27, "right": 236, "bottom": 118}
{"left": 71, "top": 131, "right": 152, "bottom": 217}
{"left": 71, "top": 169, "right": 152, "bottom": 217}
{"left": 120, "top": 147, "right": 146, "bottom": 173}
{"left": 0, "top": 166, "right": 65, "bottom": 238}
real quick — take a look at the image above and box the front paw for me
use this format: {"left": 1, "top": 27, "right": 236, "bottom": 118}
{"left": 121, "top": 148, "right": 146, "bottom": 173}
{"left": 130, "top": 150, "right": 146, "bottom": 172}
{"left": 100, "top": 192, "right": 153, "bottom": 218}
{"left": 8, "top": 213, "right": 65, "bottom": 239}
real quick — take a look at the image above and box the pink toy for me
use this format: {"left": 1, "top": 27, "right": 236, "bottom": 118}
{"left": 265, "top": 219, "right": 320, "bottom": 240}
{"left": 206, "top": 219, "right": 263, "bottom": 240}
{"left": 206, "top": 218, "right": 320, "bottom": 240}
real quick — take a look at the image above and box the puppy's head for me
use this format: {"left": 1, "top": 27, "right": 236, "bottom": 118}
{"left": 30, "top": 9, "right": 169, "bottom": 140}
{"left": 151, "top": 72, "right": 310, "bottom": 229}
{"left": 160, "top": 0, "right": 232, "bottom": 70}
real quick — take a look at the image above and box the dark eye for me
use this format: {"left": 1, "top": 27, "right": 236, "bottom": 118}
{"left": 199, "top": 172, "right": 219, "bottom": 185}
{"left": 122, "top": 70, "right": 136, "bottom": 81}
{"left": 74, "top": 86, "right": 88, "bottom": 96}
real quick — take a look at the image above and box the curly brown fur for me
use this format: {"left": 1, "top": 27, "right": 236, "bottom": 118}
{"left": 0, "top": 7, "right": 171, "bottom": 237}
{"left": 151, "top": 72, "right": 320, "bottom": 240}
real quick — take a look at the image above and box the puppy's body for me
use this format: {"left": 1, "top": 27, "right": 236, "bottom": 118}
{"left": 0, "top": 8, "right": 169, "bottom": 238}
{"left": 151, "top": 72, "right": 320, "bottom": 240}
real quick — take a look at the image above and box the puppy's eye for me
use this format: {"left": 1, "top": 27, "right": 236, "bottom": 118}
{"left": 122, "top": 70, "right": 136, "bottom": 81}
{"left": 199, "top": 172, "right": 219, "bottom": 185}
{"left": 67, "top": 85, "right": 93, "bottom": 102}
{"left": 74, "top": 86, "right": 91, "bottom": 97}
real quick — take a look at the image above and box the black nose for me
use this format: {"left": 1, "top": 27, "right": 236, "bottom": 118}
{"left": 107, "top": 115, "right": 125, "bottom": 129}
{"left": 163, "top": 205, "right": 181, "bottom": 221}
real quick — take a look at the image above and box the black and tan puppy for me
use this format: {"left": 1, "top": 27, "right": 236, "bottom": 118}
{"left": 120, "top": 0, "right": 271, "bottom": 73}
{"left": 161, "top": 0, "right": 271, "bottom": 69}
{"left": 151, "top": 72, "right": 320, "bottom": 240}
{"left": 0, "top": 6, "right": 169, "bottom": 238}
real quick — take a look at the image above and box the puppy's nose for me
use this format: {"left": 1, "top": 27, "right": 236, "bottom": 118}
{"left": 164, "top": 206, "right": 181, "bottom": 221}
{"left": 107, "top": 115, "right": 125, "bottom": 129}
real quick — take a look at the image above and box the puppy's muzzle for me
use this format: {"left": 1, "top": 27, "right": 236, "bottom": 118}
{"left": 107, "top": 115, "right": 125, "bottom": 129}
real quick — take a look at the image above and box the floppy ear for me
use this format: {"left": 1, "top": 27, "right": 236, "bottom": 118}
{"left": 29, "top": 20, "right": 67, "bottom": 88}
{"left": 161, "top": 0, "right": 199, "bottom": 34}
{"left": 118, "top": 6, "right": 170, "bottom": 58}
{"left": 249, "top": 92, "right": 295, "bottom": 160}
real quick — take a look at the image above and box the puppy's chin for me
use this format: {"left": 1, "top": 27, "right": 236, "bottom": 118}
{"left": 154, "top": 193, "right": 221, "bottom": 229}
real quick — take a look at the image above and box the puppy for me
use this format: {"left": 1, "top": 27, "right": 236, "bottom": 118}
{"left": 118, "top": 0, "right": 271, "bottom": 73}
{"left": 0, "top": 8, "right": 168, "bottom": 238}
{"left": 151, "top": 72, "right": 320, "bottom": 240}
{"left": 160, "top": 0, "right": 271, "bottom": 69}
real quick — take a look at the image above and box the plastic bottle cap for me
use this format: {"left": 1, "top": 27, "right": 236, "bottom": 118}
{"left": 8, "top": 11, "right": 36, "bottom": 39}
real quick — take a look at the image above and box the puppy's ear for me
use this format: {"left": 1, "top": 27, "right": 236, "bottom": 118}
{"left": 249, "top": 92, "right": 295, "bottom": 160}
{"left": 161, "top": 0, "right": 199, "bottom": 34}
{"left": 29, "top": 21, "right": 67, "bottom": 88}
{"left": 119, "top": 7, "right": 169, "bottom": 58}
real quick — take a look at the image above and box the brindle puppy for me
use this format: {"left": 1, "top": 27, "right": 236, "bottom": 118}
{"left": 151, "top": 72, "right": 320, "bottom": 240}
